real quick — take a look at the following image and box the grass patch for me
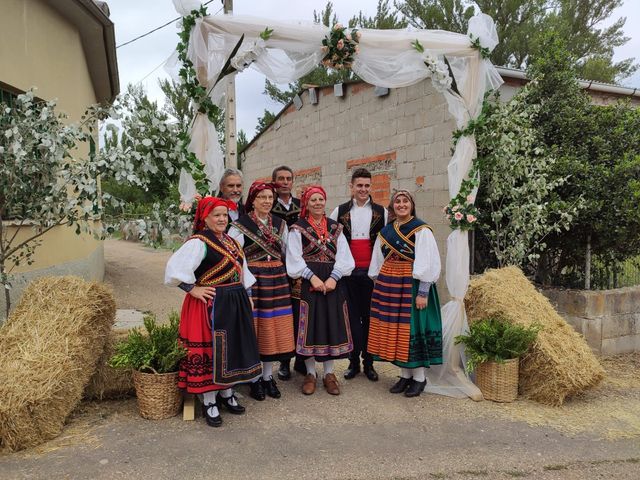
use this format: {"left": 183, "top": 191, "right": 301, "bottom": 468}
{"left": 457, "top": 470, "right": 488, "bottom": 476}
{"left": 504, "top": 470, "right": 528, "bottom": 477}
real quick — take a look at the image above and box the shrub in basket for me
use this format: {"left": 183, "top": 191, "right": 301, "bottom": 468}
{"left": 110, "top": 312, "right": 186, "bottom": 419}
{"left": 455, "top": 317, "right": 540, "bottom": 402}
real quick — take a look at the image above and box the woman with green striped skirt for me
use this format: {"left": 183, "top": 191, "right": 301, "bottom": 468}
{"left": 367, "top": 190, "right": 443, "bottom": 398}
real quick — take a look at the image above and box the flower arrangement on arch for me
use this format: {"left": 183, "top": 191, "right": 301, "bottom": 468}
{"left": 321, "top": 23, "right": 361, "bottom": 70}
{"left": 444, "top": 193, "right": 479, "bottom": 231}
{"left": 411, "top": 40, "right": 453, "bottom": 93}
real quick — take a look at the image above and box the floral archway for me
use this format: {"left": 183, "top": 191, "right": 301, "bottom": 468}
{"left": 168, "top": 0, "right": 503, "bottom": 400}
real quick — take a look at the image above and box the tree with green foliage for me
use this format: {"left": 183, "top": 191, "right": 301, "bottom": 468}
{"left": 255, "top": 109, "right": 277, "bottom": 135}
{"left": 524, "top": 34, "right": 640, "bottom": 287}
{"left": 394, "top": 0, "right": 637, "bottom": 83}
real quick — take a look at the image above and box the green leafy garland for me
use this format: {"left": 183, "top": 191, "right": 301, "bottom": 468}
{"left": 443, "top": 97, "right": 492, "bottom": 231}
{"left": 176, "top": 5, "right": 213, "bottom": 194}
{"left": 469, "top": 34, "right": 491, "bottom": 60}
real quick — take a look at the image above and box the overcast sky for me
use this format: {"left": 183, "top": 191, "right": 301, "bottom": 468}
{"left": 108, "top": 0, "right": 640, "bottom": 137}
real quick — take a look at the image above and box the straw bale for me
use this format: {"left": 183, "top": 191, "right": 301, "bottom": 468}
{"left": 465, "top": 266, "right": 604, "bottom": 406}
{"left": 84, "top": 329, "right": 134, "bottom": 400}
{"left": 0, "top": 276, "right": 115, "bottom": 451}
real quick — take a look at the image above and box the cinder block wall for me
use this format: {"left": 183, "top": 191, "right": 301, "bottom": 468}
{"left": 242, "top": 80, "right": 457, "bottom": 295}
{"left": 541, "top": 286, "right": 640, "bottom": 355}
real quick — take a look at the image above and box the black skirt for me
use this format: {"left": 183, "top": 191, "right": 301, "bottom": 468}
{"left": 296, "top": 262, "right": 353, "bottom": 361}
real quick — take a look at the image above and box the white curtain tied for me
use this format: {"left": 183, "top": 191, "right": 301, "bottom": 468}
{"left": 169, "top": 1, "right": 503, "bottom": 400}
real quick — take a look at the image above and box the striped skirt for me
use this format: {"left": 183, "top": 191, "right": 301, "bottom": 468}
{"left": 249, "top": 260, "right": 296, "bottom": 361}
{"left": 368, "top": 259, "right": 443, "bottom": 368}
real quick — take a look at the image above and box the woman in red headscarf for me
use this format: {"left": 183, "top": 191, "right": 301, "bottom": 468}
{"left": 165, "top": 196, "right": 261, "bottom": 428}
{"left": 228, "top": 181, "right": 295, "bottom": 401}
{"left": 286, "top": 186, "right": 355, "bottom": 396}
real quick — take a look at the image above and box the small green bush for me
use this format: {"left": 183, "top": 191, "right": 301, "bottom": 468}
{"left": 109, "top": 312, "right": 186, "bottom": 374}
{"left": 455, "top": 316, "right": 540, "bottom": 373}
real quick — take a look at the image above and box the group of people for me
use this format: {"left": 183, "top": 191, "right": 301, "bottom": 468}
{"left": 165, "top": 165, "right": 443, "bottom": 428}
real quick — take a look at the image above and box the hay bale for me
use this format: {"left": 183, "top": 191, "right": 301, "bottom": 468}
{"left": 465, "top": 266, "right": 605, "bottom": 406}
{"left": 0, "top": 276, "right": 115, "bottom": 451}
{"left": 84, "top": 329, "right": 134, "bottom": 400}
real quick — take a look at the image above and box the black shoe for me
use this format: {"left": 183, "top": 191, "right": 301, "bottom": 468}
{"left": 389, "top": 377, "right": 412, "bottom": 394}
{"left": 277, "top": 361, "right": 291, "bottom": 381}
{"left": 404, "top": 379, "right": 427, "bottom": 398}
{"left": 264, "top": 376, "right": 281, "bottom": 399}
{"left": 293, "top": 358, "right": 307, "bottom": 376}
{"left": 363, "top": 365, "right": 379, "bottom": 382}
{"left": 217, "top": 393, "right": 246, "bottom": 414}
{"left": 202, "top": 402, "right": 222, "bottom": 427}
{"left": 249, "top": 379, "right": 266, "bottom": 401}
{"left": 343, "top": 363, "right": 360, "bottom": 380}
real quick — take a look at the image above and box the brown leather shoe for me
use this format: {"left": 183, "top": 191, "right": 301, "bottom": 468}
{"left": 323, "top": 373, "right": 340, "bottom": 395}
{"left": 302, "top": 374, "right": 316, "bottom": 395}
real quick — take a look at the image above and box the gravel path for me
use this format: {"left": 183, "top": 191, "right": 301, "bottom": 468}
{"left": 1, "top": 239, "right": 638, "bottom": 479}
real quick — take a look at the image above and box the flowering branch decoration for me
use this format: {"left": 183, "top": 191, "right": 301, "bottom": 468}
{"left": 321, "top": 23, "right": 361, "bottom": 70}
{"left": 411, "top": 40, "right": 453, "bottom": 94}
{"left": 230, "top": 28, "right": 273, "bottom": 72}
{"left": 444, "top": 171, "right": 479, "bottom": 231}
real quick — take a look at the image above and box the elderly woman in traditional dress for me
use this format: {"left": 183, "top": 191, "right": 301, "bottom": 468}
{"left": 367, "top": 190, "right": 443, "bottom": 398}
{"left": 165, "top": 196, "right": 261, "bottom": 427}
{"left": 228, "top": 181, "right": 295, "bottom": 401}
{"left": 286, "top": 186, "right": 355, "bottom": 396}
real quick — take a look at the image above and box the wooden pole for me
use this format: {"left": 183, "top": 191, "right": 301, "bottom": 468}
{"left": 223, "top": 0, "right": 237, "bottom": 169}
{"left": 585, "top": 234, "right": 591, "bottom": 290}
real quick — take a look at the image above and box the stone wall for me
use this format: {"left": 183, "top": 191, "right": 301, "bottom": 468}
{"left": 541, "top": 286, "right": 640, "bottom": 355}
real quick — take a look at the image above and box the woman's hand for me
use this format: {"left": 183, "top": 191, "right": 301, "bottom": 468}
{"left": 324, "top": 278, "right": 337, "bottom": 294}
{"left": 189, "top": 286, "right": 216, "bottom": 303}
{"left": 415, "top": 295, "right": 428, "bottom": 310}
{"left": 310, "top": 275, "right": 326, "bottom": 294}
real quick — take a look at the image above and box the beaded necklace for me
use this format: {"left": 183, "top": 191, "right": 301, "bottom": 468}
{"left": 308, "top": 215, "right": 328, "bottom": 243}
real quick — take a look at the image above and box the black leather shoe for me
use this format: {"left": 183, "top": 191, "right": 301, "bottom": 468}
{"left": 343, "top": 364, "right": 360, "bottom": 380}
{"left": 277, "top": 361, "right": 291, "bottom": 381}
{"left": 264, "top": 376, "right": 281, "bottom": 398}
{"left": 389, "top": 377, "right": 412, "bottom": 394}
{"left": 249, "top": 379, "right": 266, "bottom": 401}
{"left": 404, "top": 379, "right": 427, "bottom": 398}
{"left": 293, "top": 357, "right": 307, "bottom": 376}
{"left": 363, "top": 365, "right": 379, "bottom": 382}
{"left": 202, "top": 402, "right": 222, "bottom": 427}
{"left": 217, "top": 393, "right": 246, "bottom": 414}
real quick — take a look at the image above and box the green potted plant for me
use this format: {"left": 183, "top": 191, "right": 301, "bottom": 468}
{"left": 110, "top": 312, "right": 186, "bottom": 419}
{"left": 455, "top": 316, "right": 540, "bottom": 402}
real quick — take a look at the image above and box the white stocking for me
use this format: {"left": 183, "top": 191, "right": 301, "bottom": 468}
{"left": 400, "top": 367, "right": 412, "bottom": 379}
{"left": 202, "top": 391, "right": 220, "bottom": 417}
{"left": 219, "top": 387, "right": 238, "bottom": 406}
{"left": 411, "top": 367, "right": 426, "bottom": 382}
{"left": 304, "top": 357, "right": 316, "bottom": 377}
{"left": 323, "top": 360, "right": 335, "bottom": 376}
{"left": 262, "top": 361, "right": 273, "bottom": 380}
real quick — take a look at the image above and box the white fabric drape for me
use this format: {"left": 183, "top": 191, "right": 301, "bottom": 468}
{"left": 170, "top": 1, "right": 503, "bottom": 400}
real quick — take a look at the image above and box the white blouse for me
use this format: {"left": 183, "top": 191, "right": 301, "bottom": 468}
{"left": 368, "top": 227, "right": 441, "bottom": 284}
{"left": 164, "top": 238, "right": 256, "bottom": 289}
{"left": 286, "top": 228, "right": 355, "bottom": 281}
{"left": 227, "top": 221, "right": 289, "bottom": 257}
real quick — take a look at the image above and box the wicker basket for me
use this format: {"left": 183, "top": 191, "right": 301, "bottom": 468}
{"left": 475, "top": 358, "right": 519, "bottom": 403}
{"left": 132, "top": 370, "right": 182, "bottom": 420}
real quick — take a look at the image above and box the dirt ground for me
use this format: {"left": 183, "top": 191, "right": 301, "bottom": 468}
{"left": 1, "top": 239, "right": 639, "bottom": 479}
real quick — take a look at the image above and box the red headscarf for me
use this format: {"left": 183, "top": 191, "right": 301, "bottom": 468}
{"left": 300, "top": 185, "right": 327, "bottom": 219}
{"left": 193, "top": 196, "right": 237, "bottom": 232}
{"left": 245, "top": 181, "right": 276, "bottom": 213}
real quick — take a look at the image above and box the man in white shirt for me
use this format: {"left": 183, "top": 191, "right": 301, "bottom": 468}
{"left": 329, "top": 168, "right": 387, "bottom": 381}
